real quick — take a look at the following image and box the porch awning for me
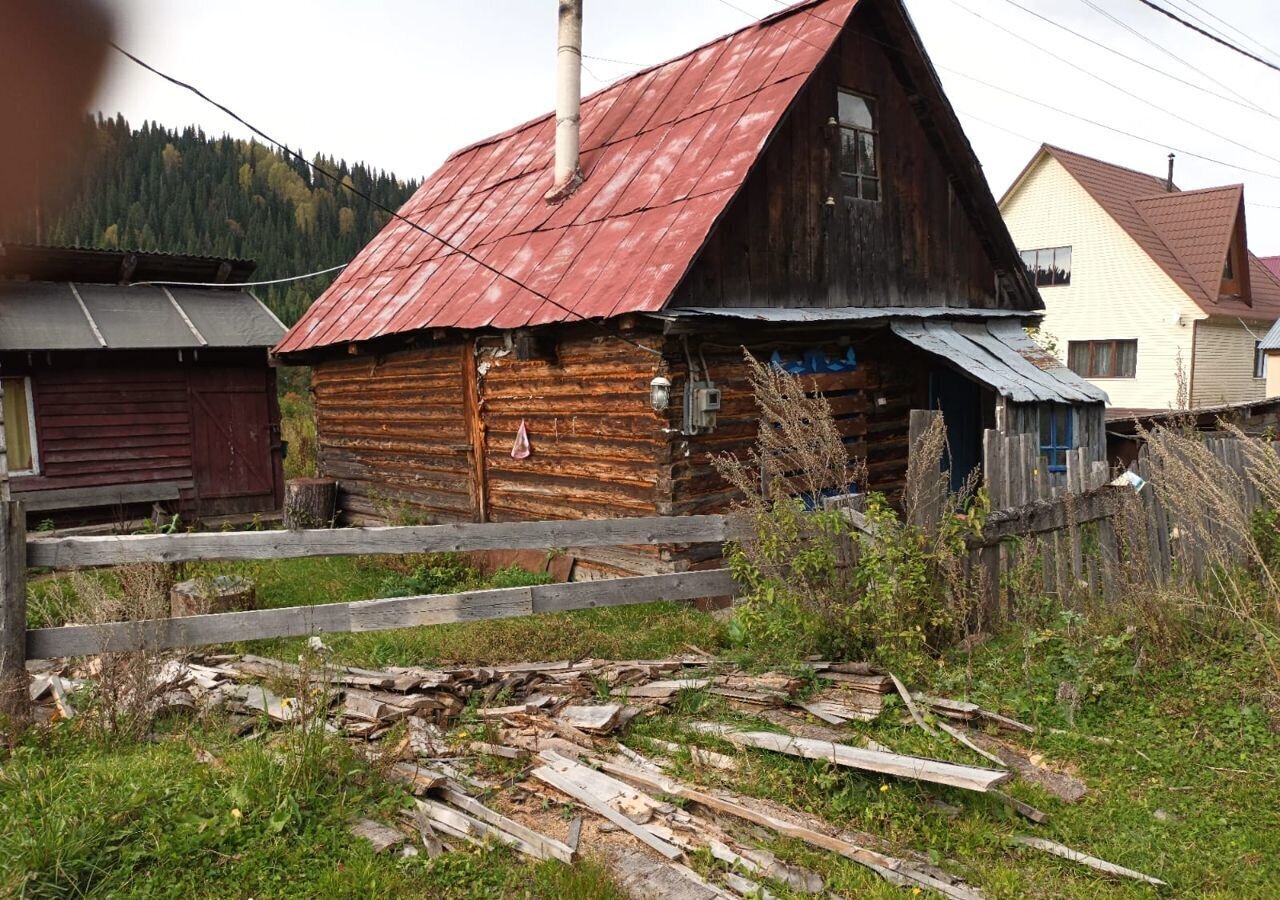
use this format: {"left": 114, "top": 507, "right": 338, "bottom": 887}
{"left": 890, "top": 319, "right": 1107, "bottom": 405}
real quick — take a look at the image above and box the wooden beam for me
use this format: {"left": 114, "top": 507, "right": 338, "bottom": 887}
{"left": 462, "top": 338, "right": 489, "bottom": 523}
{"left": 968, "top": 485, "right": 1125, "bottom": 549}
{"left": 694, "top": 726, "right": 1010, "bottom": 793}
{"left": 15, "top": 481, "right": 187, "bottom": 514}
{"left": 25, "top": 568, "right": 737, "bottom": 659}
{"left": 0, "top": 501, "right": 28, "bottom": 720}
{"left": 27, "top": 514, "right": 748, "bottom": 568}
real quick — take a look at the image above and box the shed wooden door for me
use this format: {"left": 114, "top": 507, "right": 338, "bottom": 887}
{"left": 189, "top": 369, "right": 276, "bottom": 501}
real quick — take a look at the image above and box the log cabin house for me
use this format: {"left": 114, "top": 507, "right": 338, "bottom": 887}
{"left": 275, "top": 0, "right": 1105, "bottom": 575}
{"left": 0, "top": 243, "right": 286, "bottom": 525}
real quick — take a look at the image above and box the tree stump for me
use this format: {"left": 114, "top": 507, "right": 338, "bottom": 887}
{"left": 170, "top": 575, "right": 256, "bottom": 618}
{"left": 284, "top": 477, "right": 337, "bottom": 530}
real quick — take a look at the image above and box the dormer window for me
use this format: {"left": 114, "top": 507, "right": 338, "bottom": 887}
{"left": 837, "top": 89, "right": 879, "bottom": 202}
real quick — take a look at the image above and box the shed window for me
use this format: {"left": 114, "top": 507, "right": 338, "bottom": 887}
{"left": 1255, "top": 341, "right": 1267, "bottom": 379}
{"left": 1, "top": 378, "right": 37, "bottom": 475}
{"left": 837, "top": 90, "right": 879, "bottom": 202}
{"left": 1067, "top": 339, "right": 1137, "bottom": 378}
{"left": 1039, "top": 404, "right": 1074, "bottom": 473}
{"left": 1019, "top": 246, "right": 1072, "bottom": 286}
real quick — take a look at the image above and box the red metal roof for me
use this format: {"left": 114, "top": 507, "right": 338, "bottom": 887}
{"left": 277, "top": 0, "right": 857, "bottom": 353}
{"left": 1040, "top": 145, "right": 1280, "bottom": 320}
{"left": 1262, "top": 256, "right": 1280, "bottom": 280}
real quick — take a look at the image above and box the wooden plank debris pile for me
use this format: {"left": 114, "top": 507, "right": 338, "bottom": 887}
{"left": 36, "top": 651, "right": 1167, "bottom": 896}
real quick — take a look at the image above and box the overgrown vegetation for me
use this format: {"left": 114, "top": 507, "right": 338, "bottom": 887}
{"left": 714, "top": 353, "right": 980, "bottom": 675}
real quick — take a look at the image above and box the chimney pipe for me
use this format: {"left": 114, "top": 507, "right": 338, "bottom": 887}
{"left": 545, "top": 0, "right": 584, "bottom": 203}
{"left": 1166, "top": 152, "right": 1175, "bottom": 192}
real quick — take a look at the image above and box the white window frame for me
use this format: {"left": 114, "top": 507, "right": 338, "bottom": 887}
{"left": 1254, "top": 341, "right": 1267, "bottom": 380}
{"left": 3, "top": 377, "right": 40, "bottom": 476}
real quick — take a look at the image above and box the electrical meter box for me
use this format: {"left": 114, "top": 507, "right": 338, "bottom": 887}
{"left": 683, "top": 380, "right": 720, "bottom": 434}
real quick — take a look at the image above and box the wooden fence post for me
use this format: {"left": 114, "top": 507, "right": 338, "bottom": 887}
{"left": 0, "top": 500, "right": 28, "bottom": 724}
{"left": 976, "top": 429, "right": 1002, "bottom": 626}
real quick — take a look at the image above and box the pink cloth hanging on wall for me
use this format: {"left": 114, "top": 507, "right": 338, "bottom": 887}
{"left": 511, "top": 419, "right": 531, "bottom": 459}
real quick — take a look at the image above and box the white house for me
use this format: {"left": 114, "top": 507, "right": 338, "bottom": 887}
{"left": 1000, "top": 145, "right": 1280, "bottom": 414}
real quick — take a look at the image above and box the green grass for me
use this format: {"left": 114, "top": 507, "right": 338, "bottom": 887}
{"left": 628, "top": 624, "right": 1280, "bottom": 898}
{"left": 16, "top": 556, "right": 1280, "bottom": 897}
{"left": 0, "top": 719, "right": 625, "bottom": 899}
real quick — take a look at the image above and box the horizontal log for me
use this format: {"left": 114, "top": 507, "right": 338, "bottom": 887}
{"left": 27, "top": 514, "right": 749, "bottom": 568}
{"left": 25, "top": 568, "right": 738, "bottom": 658}
{"left": 968, "top": 485, "right": 1126, "bottom": 549}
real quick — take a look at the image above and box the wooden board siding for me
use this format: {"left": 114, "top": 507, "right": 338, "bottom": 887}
{"left": 671, "top": 19, "right": 1002, "bottom": 311}
{"left": 313, "top": 345, "right": 474, "bottom": 524}
{"left": 26, "top": 370, "right": 194, "bottom": 490}
{"left": 667, "top": 331, "right": 927, "bottom": 520}
{"left": 479, "top": 334, "right": 666, "bottom": 523}
{"left": 0, "top": 350, "right": 281, "bottom": 521}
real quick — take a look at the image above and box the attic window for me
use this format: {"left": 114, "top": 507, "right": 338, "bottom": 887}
{"left": 1020, "top": 246, "right": 1072, "bottom": 286}
{"left": 837, "top": 90, "right": 879, "bottom": 202}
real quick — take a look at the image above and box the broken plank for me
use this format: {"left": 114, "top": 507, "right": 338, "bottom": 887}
{"left": 693, "top": 726, "right": 1010, "bottom": 793}
{"left": 416, "top": 797, "right": 556, "bottom": 861}
{"left": 558, "top": 704, "right": 623, "bottom": 733}
{"left": 818, "top": 672, "right": 893, "bottom": 692}
{"left": 438, "top": 787, "right": 575, "bottom": 863}
{"left": 386, "top": 761, "right": 448, "bottom": 795}
{"left": 527, "top": 763, "right": 680, "bottom": 860}
{"left": 350, "top": 818, "right": 407, "bottom": 854}
{"left": 937, "top": 722, "right": 1006, "bottom": 768}
{"left": 1014, "top": 836, "right": 1166, "bottom": 886}
{"left": 991, "top": 791, "right": 1049, "bottom": 825}
{"left": 595, "top": 761, "right": 982, "bottom": 900}
{"left": 626, "top": 678, "right": 713, "bottom": 699}
{"left": 890, "top": 673, "right": 937, "bottom": 736}
{"left": 468, "top": 741, "right": 526, "bottom": 759}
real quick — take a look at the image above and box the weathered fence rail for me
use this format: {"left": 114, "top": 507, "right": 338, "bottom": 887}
{"left": 0, "top": 512, "right": 747, "bottom": 693}
{"left": 26, "top": 514, "right": 751, "bottom": 569}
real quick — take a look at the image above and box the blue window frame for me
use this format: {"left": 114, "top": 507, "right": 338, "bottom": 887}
{"left": 1040, "top": 404, "right": 1074, "bottom": 473}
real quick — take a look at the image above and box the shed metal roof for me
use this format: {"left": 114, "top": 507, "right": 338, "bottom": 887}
{"left": 0, "top": 282, "right": 285, "bottom": 351}
{"left": 653, "top": 306, "right": 1033, "bottom": 325}
{"left": 1260, "top": 317, "right": 1280, "bottom": 351}
{"left": 891, "top": 319, "right": 1107, "bottom": 405}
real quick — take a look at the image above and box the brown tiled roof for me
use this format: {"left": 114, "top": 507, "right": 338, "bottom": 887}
{"left": 1263, "top": 256, "right": 1280, "bottom": 280}
{"left": 1042, "top": 145, "right": 1280, "bottom": 320}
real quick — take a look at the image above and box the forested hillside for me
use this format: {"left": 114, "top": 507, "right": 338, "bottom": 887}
{"left": 0, "top": 114, "right": 419, "bottom": 324}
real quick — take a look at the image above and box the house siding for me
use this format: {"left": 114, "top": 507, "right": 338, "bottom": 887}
{"left": 1191, "top": 318, "right": 1268, "bottom": 406}
{"left": 1001, "top": 156, "right": 1200, "bottom": 410}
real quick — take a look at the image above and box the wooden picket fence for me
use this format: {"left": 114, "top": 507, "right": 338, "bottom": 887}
{"left": 966, "top": 426, "right": 1278, "bottom": 611}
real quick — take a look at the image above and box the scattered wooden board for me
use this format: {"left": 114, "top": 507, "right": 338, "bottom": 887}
{"left": 692, "top": 726, "right": 1010, "bottom": 793}
{"left": 818, "top": 672, "right": 892, "bottom": 692}
{"left": 558, "top": 704, "right": 623, "bottom": 733}
{"left": 596, "top": 760, "right": 982, "bottom": 900}
{"left": 437, "top": 787, "right": 575, "bottom": 863}
{"left": 350, "top": 818, "right": 407, "bottom": 854}
{"left": 1014, "top": 835, "right": 1166, "bottom": 887}
{"left": 627, "top": 678, "right": 713, "bottom": 699}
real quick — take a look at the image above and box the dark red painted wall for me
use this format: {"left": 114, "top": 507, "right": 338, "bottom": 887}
{"left": 1, "top": 349, "right": 282, "bottom": 521}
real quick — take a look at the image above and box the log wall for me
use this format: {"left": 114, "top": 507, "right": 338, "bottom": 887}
{"left": 312, "top": 345, "right": 475, "bottom": 523}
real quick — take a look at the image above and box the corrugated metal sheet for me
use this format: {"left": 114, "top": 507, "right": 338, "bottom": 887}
{"left": 652, "top": 306, "right": 1032, "bottom": 325}
{"left": 1259, "top": 317, "right": 1280, "bottom": 350}
{"left": 277, "top": 0, "right": 858, "bottom": 354}
{"left": 0, "top": 282, "right": 284, "bottom": 350}
{"left": 890, "top": 319, "right": 1108, "bottom": 404}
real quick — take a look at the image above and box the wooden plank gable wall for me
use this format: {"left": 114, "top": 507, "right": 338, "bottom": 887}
{"left": 673, "top": 19, "right": 1003, "bottom": 310}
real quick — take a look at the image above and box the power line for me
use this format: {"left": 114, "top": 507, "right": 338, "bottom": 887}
{"left": 737, "top": 0, "right": 1280, "bottom": 185}
{"left": 946, "top": 0, "right": 1280, "bottom": 169}
{"left": 1079, "top": 0, "right": 1267, "bottom": 114}
{"left": 994, "top": 0, "right": 1279, "bottom": 123}
{"left": 106, "top": 41, "right": 665, "bottom": 357}
{"left": 1180, "top": 0, "right": 1280, "bottom": 65}
{"left": 1132, "top": 0, "right": 1280, "bottom": 74}
{"left": 130, "top": 262, "right": 348, "bottom": 289}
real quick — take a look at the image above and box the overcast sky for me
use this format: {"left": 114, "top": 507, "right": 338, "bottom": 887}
{"left": 93, "top": 0, "right": 1280, "bottom": 254}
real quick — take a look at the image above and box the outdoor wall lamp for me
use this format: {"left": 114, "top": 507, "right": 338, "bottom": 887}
{"left": 650, "top": 375, "right": 672, "bottom": 412}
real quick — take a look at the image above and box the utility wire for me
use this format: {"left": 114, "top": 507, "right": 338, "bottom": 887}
{"left": 946, "top": 0, "right": 1280, "bottom": 169}
{"left": 1181, "top": 0, "right": 1280, "bottom": 65}
{"left": 996, "top": 0, "right": 1278, "bottom": 123}
{"left": 1080, "top": 0, "right": 1267, "bottom": 114}
{"left": 107, "top": 41, "right": 665, "bottom": 356}
{"left": 1132, "top": 0, "right": 1280, "bottom": 74}
{"left": 130, "top": 262, "right": 348, "bottom": 289}
{"left": 737, "top": 0, "right": 1280, "bottom": 185}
